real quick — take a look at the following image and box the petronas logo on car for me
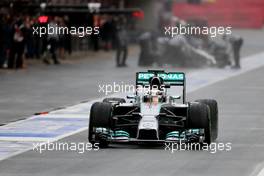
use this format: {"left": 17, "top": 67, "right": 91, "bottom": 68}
{"left": 158, "top": 73, "right": 184, "bottom": 81}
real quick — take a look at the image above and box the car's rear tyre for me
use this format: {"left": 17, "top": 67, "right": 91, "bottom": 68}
{"left": 195, "top": 99, "right": 218, "bottom": 141}
{"left": 103, "top": 98, "right": 126, "bottom": 104}
{"left": 88, "top": 102, "right": 113, "bottom": 147}
{"left": 188, "top": 102, "right": 212, "bottom": 144}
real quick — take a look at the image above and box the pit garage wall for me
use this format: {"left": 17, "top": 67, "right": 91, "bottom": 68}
{"left": 173, "top": 0, "right": 264, "bottom": 29}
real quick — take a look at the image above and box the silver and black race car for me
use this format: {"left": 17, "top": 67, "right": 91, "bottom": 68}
{"left": 88, "top": 70, "right": 218, "bottom": 147}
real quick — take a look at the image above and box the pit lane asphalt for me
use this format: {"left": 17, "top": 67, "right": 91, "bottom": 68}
{"left": 0, "top": 59, "right": 264, "bottom": 176}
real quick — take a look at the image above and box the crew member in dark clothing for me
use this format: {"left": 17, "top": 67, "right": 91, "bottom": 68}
{"left": 231, "top": 37, "right": 243, "bottom": 69}
{"left": 43, "top": 18, "right": 60, "bottom": 65}
{"left": 8, "top": 20, "right": 26, "bottom": 69}
{"left": 110, "top": 17, "right": 118, "bottom": 50}
{"left": 223, "top": 34, "right": 243, "bottom": 69}
{"left": 0, "top": 16, "right": 12, "bottom": 68}
{"left": 101, "top": 17, "right": 112, "bottom": 51}
{"left": 0, "top": 15, "right": 4, "bottom": 68}
{"left": 116, "top": 18, "right": 128, "bottom": 67}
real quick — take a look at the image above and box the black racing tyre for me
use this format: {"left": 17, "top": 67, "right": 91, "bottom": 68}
{"left": 188, "top": 102, "right": 212, "bottom": 144}
{"left": 89, "top": 102, "right": 113, "bottom": 128}
{"left": 103, "top": 98, "right": 126, "bottom": 104}
{"left": 195, "top": 99, "right": 218, "bottom": 141}
{"left": 88, "top": 102, "right": 113, "bottom": 147}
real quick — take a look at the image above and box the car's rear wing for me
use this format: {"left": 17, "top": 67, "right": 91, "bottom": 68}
{"left": 136, "top": 70, "right": 185, "bottom": 86}
{"left": 136, "top": 70, "right": 186, "bottom": 103}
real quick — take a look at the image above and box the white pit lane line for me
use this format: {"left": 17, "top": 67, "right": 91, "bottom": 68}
{"left": 0, "top": 52, "right": 264, "bottom": 162}
{"left": 250, "top": 163, "right": 264, "bottom": 176}
{"left": 257, "top": 168, "right": 264, "bottom": 176}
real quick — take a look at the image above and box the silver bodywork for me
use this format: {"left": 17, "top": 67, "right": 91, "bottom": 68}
{"left": 91, "top": 71, "right": 207, "bottom": 144}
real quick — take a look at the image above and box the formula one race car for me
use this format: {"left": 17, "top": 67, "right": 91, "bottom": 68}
{"left": 88, "top": 70, "right": 218, "bottom": 147}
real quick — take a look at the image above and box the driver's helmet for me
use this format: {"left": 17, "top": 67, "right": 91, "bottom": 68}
{"left": 149, "top": 76, "right": 163, "bottom": 90}
{"left": 142, "top": 76, "right": 166, "bottom": 103}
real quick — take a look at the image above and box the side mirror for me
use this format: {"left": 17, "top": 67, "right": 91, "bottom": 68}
{"left": 170, "top": 95, "right": 181, "bottom": 100}
{"left": 127, "top": 95, "right": 136, "bottom": 99}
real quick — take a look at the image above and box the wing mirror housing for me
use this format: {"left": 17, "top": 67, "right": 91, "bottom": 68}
{"left": 171, "top": 95, "right": 181, "bottom": 99}
{"left": 127, "top": 95, "right": 136, "bottom": 99}
{"left": 170, "top": 95, "right": 181, "bottom": 102}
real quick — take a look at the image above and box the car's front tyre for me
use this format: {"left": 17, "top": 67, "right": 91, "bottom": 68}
{"left": 195, "top": 99, "right": 218, "bottom": 141}
{"left": 188, "top": 102, "right": 212, "bottom": 144}
{"left": 88, "top": 102, "right": 113, "bottom": 148}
